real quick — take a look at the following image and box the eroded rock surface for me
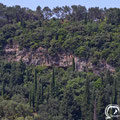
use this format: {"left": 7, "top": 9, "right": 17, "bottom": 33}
{"left": 4, "top": 44, "right": 115, "bottom": 74}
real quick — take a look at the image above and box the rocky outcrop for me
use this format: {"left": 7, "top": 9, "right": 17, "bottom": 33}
{"left": 4, "top": 44, "right": 115, "bottom": 74}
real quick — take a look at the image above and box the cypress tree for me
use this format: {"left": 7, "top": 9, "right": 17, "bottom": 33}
{"left": 29, "top": 91, "right": 32, "bottom": 107}
{"left": 34, "top": 79, "right": 44, "bottom": 112}
{"left": 93, "top": 99, "right": 97, "bottom": 120}
{"left": 83, "top": 77, "right": 90, "bottom": 119}
{"left": 113, "top": 77, "right": 117, "bottom": 104}
{"left": 112, "top": 76, "right": 118, "bottom": 120}
{"left": 31, "top": 86, "right": 35, "bottom": 109}
{"left": 24, "top": 69, "right": 30, "bottom": 83}
{"left": 90, "top": 87, "right": 97, "bottom": 120}
{"left": 20, "top": 19, "right": 26, "bottom": 28}
{"left": 1, "top": 80, "right": 5, "bottom": 98}
{"left": 9, "top": 77, "right": 13, "bottom": 88}
{"left": 51, "top": 67, "right": 55, "bottom": 97}
{"left": 97, "top": 88, "right": 106, "bottom": 120}
{"left": 32, "top": 68, "right": 38, "bottom": 110}
{"left": 26, "top": 69, "right": 29, "bottom": 82}
{"left": 47, "top": 87, "right": 49, "bottom": 103}
{"left": 34, "top": 68, "right": 37, "bottom": 93}
{"left": 35, "top": 89, "right": 39, "bottom": 112}
{"left": 72, "top": 57, "right": 75, "bottom": 71}
{"left": 84, "top": 13, "right": 88, "bottom": 24}
{"left": 19, "top": 59, "right": 26, "bottom": 72}
{"left": 40, "top": 80, "right": 43, "bottom": 103}
{"left": 97, "top": 75, "right": 106, "bottom": 120}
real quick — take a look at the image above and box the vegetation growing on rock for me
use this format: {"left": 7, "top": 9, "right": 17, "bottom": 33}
{"left": 0, "top": 3, "right": 120, "bottom": 120}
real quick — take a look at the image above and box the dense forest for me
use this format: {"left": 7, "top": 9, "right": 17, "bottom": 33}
{"left": 0, "top": 3, "right": 120, "bottom": 120}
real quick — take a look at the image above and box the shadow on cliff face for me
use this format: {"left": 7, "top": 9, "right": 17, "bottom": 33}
{"left": 4, "top": 44, "right": 115, "bottom": 75}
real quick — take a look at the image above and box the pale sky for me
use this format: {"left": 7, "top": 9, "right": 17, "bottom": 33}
{"left": 0, "top": 0, "right": 120, "bottom": 10}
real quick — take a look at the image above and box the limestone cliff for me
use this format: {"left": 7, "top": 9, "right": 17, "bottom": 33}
{"left": 4, "top": 44, "right": 115, "bottom": 74}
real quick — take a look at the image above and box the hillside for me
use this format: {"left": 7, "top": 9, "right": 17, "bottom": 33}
{"left": 4, "top": 43, "right": 115, "bottom": 75}
{"left": 0, "top": 3, "right": 120, "bottom": 120}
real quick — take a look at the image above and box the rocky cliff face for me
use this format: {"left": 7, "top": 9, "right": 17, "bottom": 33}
{"left": 4, "top": 44, "right": 115, "bottom": 74}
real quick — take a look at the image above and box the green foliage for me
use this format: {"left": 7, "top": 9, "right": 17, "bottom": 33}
{"left": 0, "top": 60, "right": 119, "bottom": 119}
{"left": 72, "top": 57, "right": 75, "bottom": 71}
{"left": 0, "top": 100, "right": 32, "bottom": 120}
{"left": 0, "top": 6, "right": 119, "bottom": 67}
{"left": 1, "top": 80, "right": 5, "bottom": 98}
{"left": 51, "top": 68, "right": 56, "bottom": 97}
{"left": 0, "top": 3, "right": 120, "bottom": 120}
